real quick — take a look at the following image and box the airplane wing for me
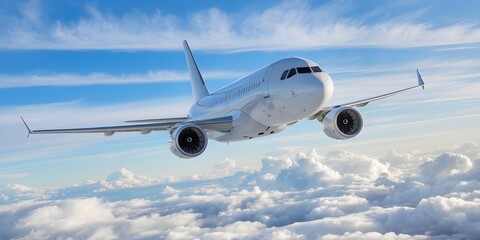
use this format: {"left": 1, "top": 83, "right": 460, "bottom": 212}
{"left": 21, "top": 116, "right": 233, "bottom": 137}
{"left": 310, "top": 69, "right": 425, "bottom": 120}
{"left": 124, "top": 117, "right": 188, "bottom": 123}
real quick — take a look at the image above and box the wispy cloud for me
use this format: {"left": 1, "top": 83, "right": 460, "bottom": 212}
{"left": 0, "top": 70, "right": 244, "bottom": 88}
{"left": 0, "top": 173, "right": 29, "bottom": 182}
{"left": 366, "top": 113, "right": 480, "bottom": 131}
{"left": 1, "top": 1, "right": 479, "bottom": 51}
{"left": 326, "top": 58, "right": 480, "bottom": 107}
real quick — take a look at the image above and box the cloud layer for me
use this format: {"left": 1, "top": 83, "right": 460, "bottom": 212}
{"left": 1, "top": 1, "right": 480, "bottom": 51}
{"left": 1, "top": 142, "right": 480, "bottom": 239}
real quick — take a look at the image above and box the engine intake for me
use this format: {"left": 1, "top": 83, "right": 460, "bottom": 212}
{"left": 322, "top": 107, "right": 363, "bottom": 140}
{"left": 169, "top": 124, "right": 208, "bottom": 158}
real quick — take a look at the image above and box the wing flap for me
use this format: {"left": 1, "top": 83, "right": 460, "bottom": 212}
{"left": 30, "top": 122, "right": 174, "bottom": 135}
{"left": 191, "top": 116, "right": 233, "bottom": 132}
{"left": 124, "top": 117, "right": 189, "bottom": 123}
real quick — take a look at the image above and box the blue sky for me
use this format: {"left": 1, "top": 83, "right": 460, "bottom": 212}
{"left": 1, "top": 0, "right": 480, "bottom": 189}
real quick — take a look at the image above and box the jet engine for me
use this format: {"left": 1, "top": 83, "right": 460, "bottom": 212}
{"left": 169, "top": 124, "right": 208, "bottom": 158}
{"left": 322, "top": 107, "right": 363, "bottom": 140}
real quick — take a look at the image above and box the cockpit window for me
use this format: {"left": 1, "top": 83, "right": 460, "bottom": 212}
{"left": 287, "top": 68, "right": 297, "bottom": 79}
{"left": 297, "top": 67, "right": 312, "bottom": 73}
{"left": 280, "top": 70, "right": 288, "bottom": 80}
{"left": 282, "top": 66, "right": 320, "bottom": 80}
{"left": 311, "top": 66, "right": 322, "bottom": 72}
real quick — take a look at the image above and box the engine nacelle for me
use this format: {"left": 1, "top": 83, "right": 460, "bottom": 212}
{"left": 169, "top": 124, "right": 208, "bottom": 159}
{"left": 322, "top": 107, "right": 363, "bottom": 140}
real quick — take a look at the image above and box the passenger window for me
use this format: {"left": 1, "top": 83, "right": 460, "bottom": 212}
{"left": 297, "top": 67, "right": 312, "bottom": 73}
{"left": 280, "top": 70, "right": 288, "bottom": 80}
{"left": 287, "top": 68, "right": 296, "bottom": 78}
{"left": 311, "top": 66, "right": 322, "bottom": 72}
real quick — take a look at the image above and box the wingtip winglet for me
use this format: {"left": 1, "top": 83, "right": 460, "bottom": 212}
{"left": 20, "top": 116, "right": 32, "bottom": 138}
{"left": 416, "top": 69, "right": 425, "bottom": 90}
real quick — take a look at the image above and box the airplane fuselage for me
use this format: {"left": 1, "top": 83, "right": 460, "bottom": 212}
{"left": 189, "top": 57, "right": 334, "bottom": 142}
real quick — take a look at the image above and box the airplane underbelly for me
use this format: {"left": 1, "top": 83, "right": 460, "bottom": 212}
{"left": 211, "top": 109, "right": 286, "bottom": 142}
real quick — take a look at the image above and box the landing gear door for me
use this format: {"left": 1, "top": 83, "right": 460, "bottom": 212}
{"left": 262, "top": 64, "right": 275, "bottom": 98}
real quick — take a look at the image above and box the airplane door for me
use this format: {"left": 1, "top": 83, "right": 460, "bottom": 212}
{"left": 262, "top": 64, "right": 275, "bottom": 98}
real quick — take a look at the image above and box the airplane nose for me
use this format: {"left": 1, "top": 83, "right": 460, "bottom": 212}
{"left": 302, "top": 74, "right": 333, "bottom": 110}
{"left": 270, "top": 71, "right": 334, "bottom": 120}
{"left": 320, "top": 74, "right": 334, "bottom": 106}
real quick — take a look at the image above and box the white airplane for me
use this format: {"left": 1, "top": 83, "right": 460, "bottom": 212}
{"left": 22, "top": 40, "right": 425, "bottom": 158}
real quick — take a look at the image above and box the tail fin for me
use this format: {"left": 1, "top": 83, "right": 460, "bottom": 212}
{"left": 183, "top": 40, "right": 209, "bottom": 102}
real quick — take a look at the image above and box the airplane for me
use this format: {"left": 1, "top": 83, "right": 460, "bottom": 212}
{"left": 21, "top": 40, "right": 425, "bottom": 159}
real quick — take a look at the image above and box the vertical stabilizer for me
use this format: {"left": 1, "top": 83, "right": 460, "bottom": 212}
{"left": 183, "top": 40, "right": 209, "bottom": 102}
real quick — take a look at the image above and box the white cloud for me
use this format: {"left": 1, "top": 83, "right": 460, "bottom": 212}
{"left": 320, "top": 231, "right": 430, "bottom": 240}
{"left": 323, "top": 151, "right": 390, "bottom": 181}
{"left": 0, "top": 70, "right": 245, "bottom": 89}
{"left": 0, "top": 183, "right": 46, "bottom": 204}
{"left": 382, "top": 196, "right": 480, "bottom": 238}
{"left": 418, "top": 153, "right": 473, "bottom": 184}
{"left": 16, "top": 198, "right": 115, "bottom": 238}
{"left": 1, "top": 1, "right": 479, "bottom": 51}
{"left": 0, "top": 198, "right": 204, "bottom": 239}
{"left": 162, "top": 186, "right": 180, "bottom": 195}
{"left": 99, "top": 168, "right": 171, "bottom": 191}
{"left": 1, "top": 142, "right": 479, "bottom": 239}
{"left": 212, "top": 158, "right": 238, "bottom": 177}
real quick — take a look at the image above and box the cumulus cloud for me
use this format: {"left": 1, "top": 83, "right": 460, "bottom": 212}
{"left": 323, "top": 151, "right": 390, "bottom": 180}
{"left": 1, "top": 1, "right": 479, "bottom": 51}
{"left": 418, "top": 153, "right": 473, "bottom": 184}
{"left": 0, "top": 183, "right": 47, "bottom": 204}
{"left": 98, "top": 168, "right": 173, "bottom": 191}
{"left": 1, "top": 142, "right": 480, "bottom": 239}
{"left": 213, "top": 158, "right": 238, "bottom": 176}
